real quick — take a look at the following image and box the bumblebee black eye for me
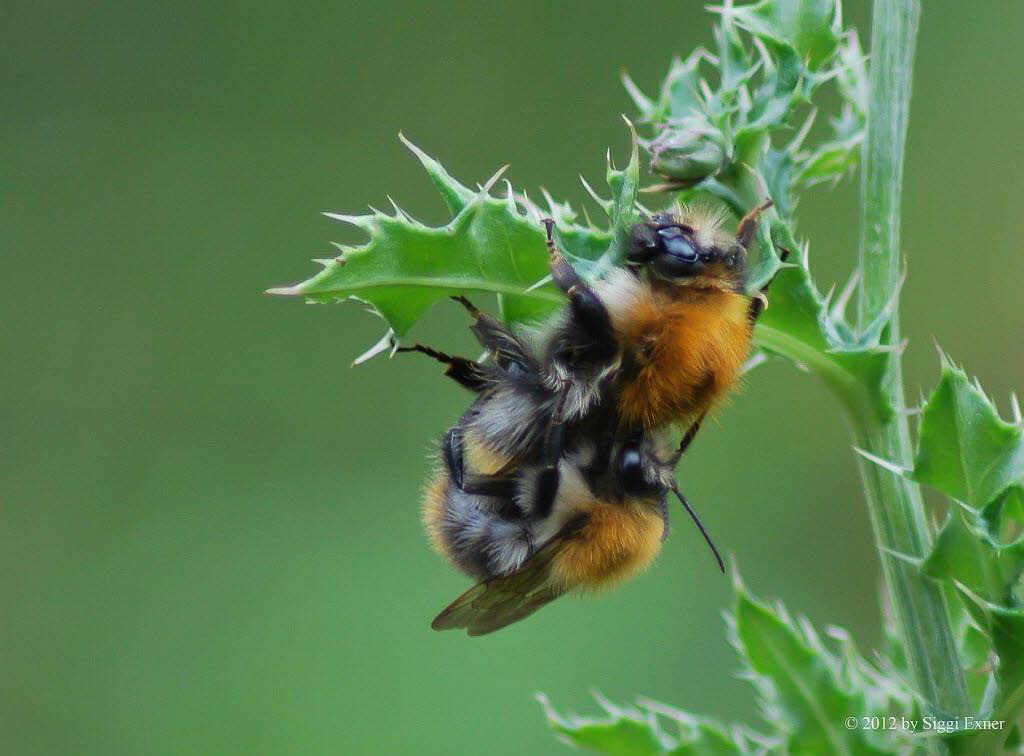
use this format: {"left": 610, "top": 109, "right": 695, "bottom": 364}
{"left": 616, "top": 446, "right": 648, "bottom": 493}
{"left": 657, "top": 227, "right": 697, "bottom": 261}
{"left": 698, "top": 249, "right": 715, "bottom": 263}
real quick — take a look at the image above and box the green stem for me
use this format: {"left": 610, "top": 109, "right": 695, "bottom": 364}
{"left": 854, "top": 0, "right": 970, "bottom": 717}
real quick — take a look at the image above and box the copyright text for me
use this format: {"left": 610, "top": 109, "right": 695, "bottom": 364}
{"left": 844, "top": 716, "right": 1005, "bottom": 734}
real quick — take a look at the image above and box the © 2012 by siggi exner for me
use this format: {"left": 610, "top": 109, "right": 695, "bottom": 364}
{"left": 854, "top": 716, "right": 1008, "bottom": 735}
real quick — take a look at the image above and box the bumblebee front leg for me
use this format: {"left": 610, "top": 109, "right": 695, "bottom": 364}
{"left": 737, "top": 199, "right": 793, "bottom": 324}
{"left": 542, "top": 219, "right": 616, "bottom": 355}
{"left": 396, "top": 343, "right": 488, "bottom": 392}
{"left": 747, "top": 244, "right": 791, "bottom": 323}
{"left": 735, "top": 198, "right": 773, "bottom": 250}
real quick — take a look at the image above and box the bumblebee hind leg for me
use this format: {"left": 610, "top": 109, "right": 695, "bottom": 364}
{"left": 442, "top": 427, "right": 518, "bottom": 500}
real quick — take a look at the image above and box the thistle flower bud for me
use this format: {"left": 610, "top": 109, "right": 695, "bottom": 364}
{"left": 649, "top": 126, "right": 725, "bottom": 183}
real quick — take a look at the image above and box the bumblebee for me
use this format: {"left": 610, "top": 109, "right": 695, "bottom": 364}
{"left": 399, "top": 202, "right": 780, "bottom": 633}
{"left": 422, "top": 423, "right": 721, "bottom": 635}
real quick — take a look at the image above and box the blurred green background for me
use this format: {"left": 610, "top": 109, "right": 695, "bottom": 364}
{"left": 4, "top": 1, "right": 1023, "bottom": 753}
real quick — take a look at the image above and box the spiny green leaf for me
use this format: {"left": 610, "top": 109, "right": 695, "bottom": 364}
{"left": 735, "top": 44, "right": 804, "bottom": 142}
{"left": 398, "top": 132, "right": 474, "bottom": 215}
{"left": 988, "top": 606, "right": 1024, "bottom": 724}
{"left": 982, "top": 485, "right": 1024, "bottom": 545}
{"left": 827, "top": 625, "right": 919, "bottom": 724}
{"left": 924, "top": 506, "right": 1024, "bottom": 608}
{"left": 715, "top": 10, "right": 754, "bottom": 92}
{"left": 752, "top": 249, "right": 890, "bottom": 420}
{"left": 945, "top": 588, "right": 1024, "bottom": 752}
{"left": 539, "top": 579, "right": 916, "bottom": 755}
{"left": 941, "top": 579, "right": 993, "bottom": 709}
{"left": 270, "top": 137, "right": 633, "bottom": 362}
{"left": 795, "top": 133, "right": 860, "bottom": 188}
{"left": 731, "top": 581, "right": 903, "bottom": 755}
{"left": 913, "top": 357, "right": 1024, "bottom": 509}
{"left": 791, "top": 30, "right": 866, "bottom": 190}
{"left": 653, "top": 50, "right": 711, "bottom": 124}
{"left": 727, "top": 0, "right": 842, "bottom": 71}
{"left": 537, "top": 693, "right": 743, "bottom": 755}
{"left": 605, "top": 126, "right": 642, "bottom": 269}
{"left": 912, "top": 359, "right": 1024, "bottom": 741}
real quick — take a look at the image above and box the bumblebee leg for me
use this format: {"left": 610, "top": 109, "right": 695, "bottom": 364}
{"left": 449, "top": 295, "right": 537, "bottom": 374}
{"left": 396, "top": 343, "right": 488, "bottom": 391}
{"left": 542, "top": 218, "right": 585, "bottom": 294}
{"left": 530, "top": 468, "right": 560, "bottom": 520}
{"left": 735, "top": 198, "right": 774, "bottom": 251}
{"left": 586, "top": 422, "right": 617, "bottom": 478}
{"left": 659, "top": 495, "right": 671, "bottom": 542}
{"left": 748, "top": 245, "right": 791, "bottom": 323}
{"left": 450, "top": 294, "right": 482, "bottom": 318}
{"left": 542, "top": 219, "right": 617, "bottom": 360}
{"left": 671, "top": 412, "right": 707, "bottom": 464}
{"left": 442, "top": 427, "right": 467, "bottom": 490}
{"left": 529, "top": 425, "right": 567, "bottom": 520}
{"left": 528, "top": 392, "right": 571, "bottom": 520}
{"left": 442, "top": 426, "right": 520, "bottom": 499}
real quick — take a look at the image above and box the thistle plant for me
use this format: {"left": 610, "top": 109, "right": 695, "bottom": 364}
{"left": 272, "top": 0, "right": 1024, "bottom": 751}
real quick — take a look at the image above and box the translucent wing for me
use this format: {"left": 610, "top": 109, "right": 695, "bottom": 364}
{"left": 431, "top": 524, "right": 579, "bottom": 636}
{"left": 451, "top": 295, "right": 540, "bottom": 382}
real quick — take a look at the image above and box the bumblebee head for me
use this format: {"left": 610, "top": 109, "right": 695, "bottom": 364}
{"left": 626, "top": 202, "right": 769, "bottom": 289}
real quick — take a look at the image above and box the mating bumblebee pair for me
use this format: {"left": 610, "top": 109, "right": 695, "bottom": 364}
{"left": 402, "top": 200, "right": 779, "bottom": 635}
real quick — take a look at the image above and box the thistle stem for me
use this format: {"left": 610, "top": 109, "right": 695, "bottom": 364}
{"left": 853, "top": 0, "right": 970, "bottom": 717}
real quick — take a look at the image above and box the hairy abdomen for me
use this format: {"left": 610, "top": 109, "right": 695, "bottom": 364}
{"left": 550, "top": 501, "right": 663, "bottom": 589}
{"left": 422, "top": 473, "right": 532, "bottom": 580}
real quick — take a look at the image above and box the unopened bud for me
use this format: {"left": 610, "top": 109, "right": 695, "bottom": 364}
{"left": 649, "top": 127, "right": 725, "bottom": 183}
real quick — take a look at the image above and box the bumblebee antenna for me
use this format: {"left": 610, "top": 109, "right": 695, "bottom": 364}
{"left": 670, "top": 484, "right": 725, "bottom": 573}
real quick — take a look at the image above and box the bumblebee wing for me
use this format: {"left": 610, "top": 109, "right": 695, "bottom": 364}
{"left": 431, "top": 532, "right": 572, "bottom": 636}
{"left": 455, "top": 301, "right": 541, "bottom": 381}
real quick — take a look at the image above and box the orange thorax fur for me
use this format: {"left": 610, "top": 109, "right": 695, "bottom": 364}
{"left": 613, "top": 282, "right": 751, "bottom": 429}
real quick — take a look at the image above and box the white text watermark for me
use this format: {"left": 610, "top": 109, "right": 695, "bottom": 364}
{"left": 844, "top": 716, "right": 1005, "bottom": 735}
